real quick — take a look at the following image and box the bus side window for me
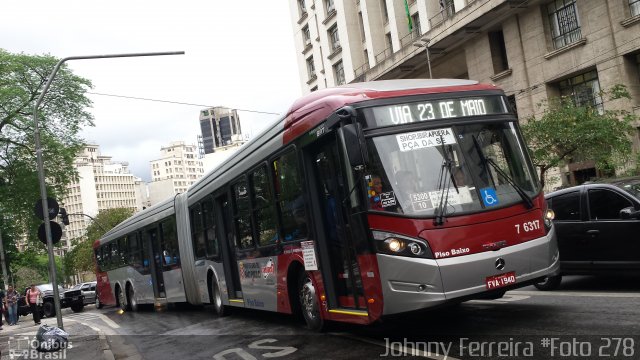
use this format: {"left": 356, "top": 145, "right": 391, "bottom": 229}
{"left": 161, "top": 216, "right": 181, "bottom": 267}
{"left": 233, "top": 178, "right": 255, "bottom": 249}
{"left": 250, "top": 165, "right": 278, "bottom": 247}
{"left": 272, "top": 150, "right": 308, "bottom": 241}
{"left": 95, "top": 248, "right": 103, "bottom": 272}
{"left": 190, "top": 204, "right": 206, "bottom": 259}
{"left": 202, "top": 197, "right": 218, "bottom": 258}
{"left": 129, "top": 233, "right": 141, "bottom": 270}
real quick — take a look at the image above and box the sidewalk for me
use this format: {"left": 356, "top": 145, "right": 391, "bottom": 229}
{"left": 0, "top": 314, "right": 113, "bottom": 360}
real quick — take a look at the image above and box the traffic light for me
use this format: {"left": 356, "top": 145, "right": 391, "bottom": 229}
{"left": 59, "top": 207, "right": 70, "bottom": 225}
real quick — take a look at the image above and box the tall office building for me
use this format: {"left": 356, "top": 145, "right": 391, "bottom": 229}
{"left": 148, "top": 141, "right": 204, "bottom": 205}
{"left": 60, "top": 144, "right": 142, "bottom": 256}
{"left": 199, "top": 107, "right": 244, "bottom": 154}
{"left": 290, "top": 0, "right": 640, "bottom": 186}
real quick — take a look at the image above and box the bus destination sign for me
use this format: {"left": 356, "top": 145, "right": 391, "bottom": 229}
{"left": 370, "top": 95, "right": 508, "bottom": 128}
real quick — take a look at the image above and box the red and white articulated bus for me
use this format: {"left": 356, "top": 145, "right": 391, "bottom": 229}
{"left": 94, "top": 79, "right": 559, "bottom": 330}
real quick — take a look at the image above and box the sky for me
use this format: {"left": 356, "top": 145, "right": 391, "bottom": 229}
{"left": 1, "top": 0, "right": 302, "bottom": 182}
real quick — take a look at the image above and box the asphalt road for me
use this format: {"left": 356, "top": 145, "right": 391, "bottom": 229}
{"left": 63, "top": 275, "right": 640, "bottom": 360}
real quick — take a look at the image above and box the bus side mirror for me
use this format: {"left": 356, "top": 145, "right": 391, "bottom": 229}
{"left": 342, "top": 123, "right": 368, "bottom": 168}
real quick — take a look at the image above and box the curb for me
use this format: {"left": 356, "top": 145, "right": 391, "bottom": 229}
{"left": 99, "top": 332, "right": 115, "bottom": 360}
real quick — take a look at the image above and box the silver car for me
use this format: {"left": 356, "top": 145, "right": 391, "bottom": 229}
{"left": 71, "top": 282, "right": 97, "bottom": 304}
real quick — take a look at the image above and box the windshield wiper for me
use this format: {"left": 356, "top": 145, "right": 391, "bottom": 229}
{"left": 472, "top": 135, "right": 533, "bottom": 209}
{"left": 434, "top": 142, "right": 459, "bottom": 226}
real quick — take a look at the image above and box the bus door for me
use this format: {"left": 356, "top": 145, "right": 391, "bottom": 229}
{"left": 307, "top": 134, "right": 365, "bottom": 310}
{"left": 146, "top": 227, "right": 166, "bottom": 298}
{"left": 215, "top": 193, "right": 243, "bottom": 300}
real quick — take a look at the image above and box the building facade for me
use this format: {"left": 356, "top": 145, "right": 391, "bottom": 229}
{"left": 148, "top": 141, "right": 204, "bottom": 205}
{"left": 199, "top": 107, "right": 244, "bottom": 154}
{"left": 290, "top": 0, "right": 640, "bottom": 185}
{"left": 60, "top": 144, "right": 142, "bottom": 255}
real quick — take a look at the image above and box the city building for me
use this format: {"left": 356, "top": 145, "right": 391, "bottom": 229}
{"left": 149, "top": 141, "right": 204, "bottom": 205}
{"left": 199, "top": 107, "right": 244, "bottom": 155}
{"left": 198, "top": 107, "right": 247, "bottom": 173}
{"left": 60, "top": 144, "right": 142, "bottom": 256}
{"left": 289, "top": 0, "right": 640, "bottom": 186}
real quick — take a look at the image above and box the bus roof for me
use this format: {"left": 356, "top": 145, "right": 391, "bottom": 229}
{"left": 282, "top": 79, "right": 498, "bottom": 143}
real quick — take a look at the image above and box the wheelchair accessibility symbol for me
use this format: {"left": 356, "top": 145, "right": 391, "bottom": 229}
{"left": 480, "top": 187, "right": 499, "bottom": 207}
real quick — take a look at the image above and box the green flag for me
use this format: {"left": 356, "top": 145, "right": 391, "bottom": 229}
{"left": 404, "top": 0, "right": 413, "bottom": 32}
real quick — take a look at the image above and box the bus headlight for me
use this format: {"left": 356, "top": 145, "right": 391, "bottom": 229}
{"left": 373, "top": 231, "right": 433, "bottom": 259}
{"left": 386, "top": 238, "right": 404, "bottom": 252}
{"left": 544, "top": 207, "right": 555, "bottom": 230}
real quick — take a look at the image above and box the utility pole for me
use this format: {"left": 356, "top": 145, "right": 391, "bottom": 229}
{"left": 0, "top": 224, "right": 9, "bottom": 290}
{"left": 33, "top": 51, "right": 184, "bottom": 330}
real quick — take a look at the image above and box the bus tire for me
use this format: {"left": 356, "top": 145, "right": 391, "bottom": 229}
{"left": 210, "top": 278, "right": 228, "bottom": 317}
{"left": 117, "top": 286, "right": 128, "bottom": 311}
{"left": 298, "top": 272, "right": 324, "bottom": 331}
{"left": 534, "top": 275, "right": 562, "bottom": 291}
{"left": 127, "top": 285, "right": 138, "bottom": 312}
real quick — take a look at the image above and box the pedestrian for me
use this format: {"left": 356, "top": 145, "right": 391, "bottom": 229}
{"left": 5, "top": 285, "right": 20, "bottom": 326}
{"left": 0, "top": 288, "right": 5, "bottom": 328}
{"left": 25, "top": 284, "right": 42, "bottom": 325}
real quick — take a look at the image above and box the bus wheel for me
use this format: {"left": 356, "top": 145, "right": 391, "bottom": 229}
{"left": 534, "top": 275, "right": 562, "bottom": 291}
{"left": 117, "top": 287, "right": 128, "bottom": 311}
{"left": 298, "top": 272, "right": 324, "bottom": 331}
{"left": 210, "top": 279, "right": 228, "bottom": 317}
{"left": 127, "top": 286, "right": 138, "bottom": 312}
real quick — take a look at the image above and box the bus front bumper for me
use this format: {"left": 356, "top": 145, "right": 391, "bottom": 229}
{"left": 377, "top": 227, "right": 559, "bottom": 315}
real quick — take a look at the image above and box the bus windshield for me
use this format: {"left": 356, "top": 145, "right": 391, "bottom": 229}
{"left": 364, "top": 122, "right": 539, "bottom": 216}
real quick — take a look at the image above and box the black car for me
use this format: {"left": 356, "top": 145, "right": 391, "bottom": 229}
{"left": 18, "top": 284, "right": 85, "bottom": 318}
{"left": 535, "top": 177, "right": 640, "bottom": 290}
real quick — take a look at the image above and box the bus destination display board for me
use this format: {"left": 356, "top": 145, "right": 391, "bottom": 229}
{"left": 370, "top": 95, "right": 508, "bottom": 128}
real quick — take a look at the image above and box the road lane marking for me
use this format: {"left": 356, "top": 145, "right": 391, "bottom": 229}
{"left": 509, "top": 290, "right": 640, "bottom": 298}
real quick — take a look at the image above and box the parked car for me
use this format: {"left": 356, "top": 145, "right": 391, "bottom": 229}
{"left": 18, "top": 284, "right": 85, "bottom": 318}
{"left": 70, "top": 281, "right": 97, "bottom": 305}
{"left": 535, "top": 177, "right": 640, "bottom": 290}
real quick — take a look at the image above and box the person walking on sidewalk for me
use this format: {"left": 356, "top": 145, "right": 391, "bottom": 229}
{"left": 26, "top": 284, "right": 42, "bottom": 325}
{"left": 5, "top": 285, "right": 19, "bottom": 325}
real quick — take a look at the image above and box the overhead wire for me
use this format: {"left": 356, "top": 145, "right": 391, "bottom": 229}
{"left": 86, "top": 92, "right": 281, "bottom": 115}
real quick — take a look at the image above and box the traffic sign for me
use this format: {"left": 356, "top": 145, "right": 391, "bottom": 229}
{"left": 38, "top": 221, "right": 62, "bottom": 245}
{"left": 34, "top": 197, "right": 60, "bottom": 221}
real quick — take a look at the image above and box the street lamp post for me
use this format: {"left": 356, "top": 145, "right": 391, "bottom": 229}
{"left": 33, "top": 51, "right": 184, "bottom": 329}
{"left": 413, "top": 38, "right": 432, "bottom": 79}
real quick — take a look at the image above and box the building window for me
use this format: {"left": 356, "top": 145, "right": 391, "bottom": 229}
{"left": 334, "top": 60, "right": 345, "bottom": 85}
{"left": 385, "top": 32, "right": 393, "bottom": 51}
{"left": 442, "top": 0, "right": 455, "bottom": 18}
{"left": 302, "top": 25, "right": 311, "bottom": 47}
{"left": 489, "top": 30, "right": 509, "bottom": 73}
{"left": 306, "top": 56, "right": 316, "bottom": 80}
{"left": 411, "top": 13, "right": 421, "bottom": 35}
{"left": 328, "top": 25, "right": 340, "bottom": 52}
{"left": 298, "top": 0, "right": 307, "bottom": 17}
{"left": 325, "top": 0, "right": 335, "bottom": 14}
{"left": 631, "top": 0, "right": 640, "bottom": 17}
{"left": 558, "top": 69, "right": 603, "bottom": 113}
{"left": 380, "top": 0, "right": 388, "bottom": 23}
{"left": 547, "top": 0, "right": 581, "bottom": 49}
{"left": 358, "top": 12, "right": 366, "bottom": 42}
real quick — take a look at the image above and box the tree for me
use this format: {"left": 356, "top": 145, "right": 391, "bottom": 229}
{"left": 521, "top": 85, "right": 637, "bottom": 188}
{"left": 0, "top": 49, "right": 94, "bottom": 248}
{"left": 65, "top": 208, "right": 134, "bottom": 275}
